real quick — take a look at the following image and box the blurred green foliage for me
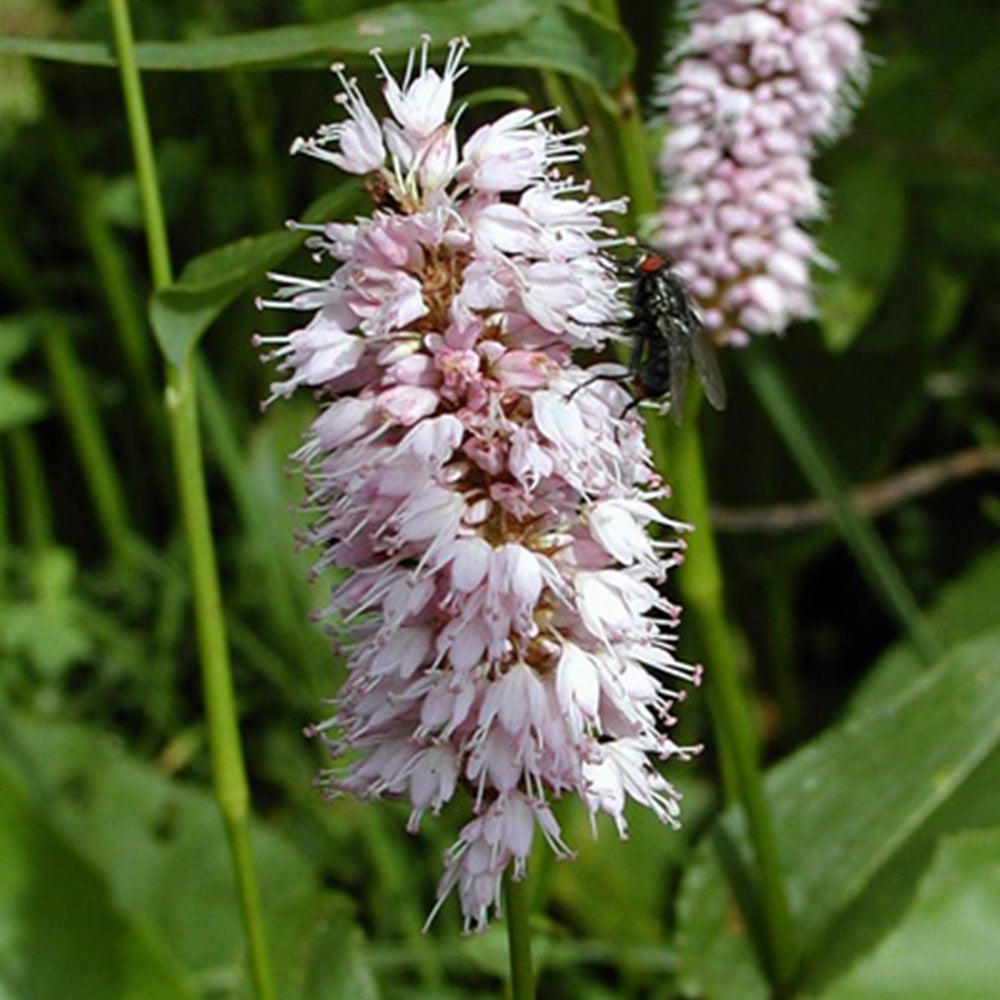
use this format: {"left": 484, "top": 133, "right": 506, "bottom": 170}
{"left": 1, "top": 0, "right": 999, "bottom": 997}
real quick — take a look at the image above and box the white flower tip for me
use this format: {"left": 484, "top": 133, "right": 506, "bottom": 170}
{"left": 289, "top": 136, "right": 306, "bottom": 155}
{"left": 369, "top": 45, "right": 383, "bottom": 57}
{"left": 253, "top": 296, "right": 265, "bottom": 311}
{"left": 330, "top": 61, "right": 345, "bottom": 73}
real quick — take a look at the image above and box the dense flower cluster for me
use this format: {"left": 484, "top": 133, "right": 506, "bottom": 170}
{"left": 655, "top": 0, "right": 868, "bottom": 345}
{"left": 256, "top": 38, "right": 700, "bottom": 930}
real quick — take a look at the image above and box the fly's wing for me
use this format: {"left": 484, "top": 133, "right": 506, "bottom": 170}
{"left": 666, "top": 319, "right": 691, "bottom": 426}
{"left": 626, "top": 313, "right": 647, "bottom": 377}
{"left": 689, "top": 323, "right": 727, "bottom": 411}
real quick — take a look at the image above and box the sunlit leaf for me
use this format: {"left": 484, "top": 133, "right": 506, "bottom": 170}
{"left": 0, "top": 762, "right": 196, "bottom": 1000}
{"left": 849, "top": 545, "right": 1000, "bottom": 717}
{"left": 0, "top": 711, "right": 347, "bottom": 999}
{"left": 677, "top": 631, "right": 1000, "bottom": 999}
{"left": 819, "top": 827, "right": 1000, "bottom": 1000}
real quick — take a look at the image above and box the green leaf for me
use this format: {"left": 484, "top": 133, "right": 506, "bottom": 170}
{"left": 0, "top": 762, "right": 195, "bottom": 1000}
{"left": 1, "top": 548, "right": 94, "bottom": 679}
{"left": 150, "top": 183, "right": 362, "bottom": 367}
{"left": 472, "top": 4, "right": 634, "bottom": 94}
{"left": 816, "top": 154, "right": 907, "bottom": 352}
{"left": 0, "top": 711, "right": 335, "bottom": 999}
{"left": 0, "top": 1, "right": 631, "bottom": 93}
{"left": 0, "top": 315, "right": 46, "bottom": 430}
{"left": 676, "top": 630, "right": 1000, "bottom": 1000}
{"left": 304, "top": 915, "right": 382, "bottom": 1000}
{"left": 0, "top": 0, "right": 538, "bottom": 70}
{"left": 0, "top": 377, "right": 46, "bottom": 431}
{"left": 819, "top": 827, "right": 1000, "bottom": 1000}
{"left": 849, "top": 545, "right": 1000, "bottom": 717}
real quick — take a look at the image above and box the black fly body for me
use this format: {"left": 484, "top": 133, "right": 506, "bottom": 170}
{"left": 626, "top": 251, "right": 727, "bottom": 425}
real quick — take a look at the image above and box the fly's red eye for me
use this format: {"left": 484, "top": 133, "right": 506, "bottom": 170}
{"left": 638, "top": 252, "right": 666, "bottom": 273}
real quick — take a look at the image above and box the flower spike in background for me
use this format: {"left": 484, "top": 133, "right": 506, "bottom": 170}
{"left": 256, "top": 37, "right": 702, "bottom": 931}
{"left": 656, "top": 0, "right": 869, "bottom": 346}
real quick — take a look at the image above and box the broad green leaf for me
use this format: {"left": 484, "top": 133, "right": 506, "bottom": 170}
{"left": 820, "top": 827, "right": 1000, "bottom": 1000}
{"left": 676, "top": 630, "right": 1000, "bottom": 1000}
{"left": 849, "top": 545, "right": 1000, "bottom": 717}
{"left": 472, "top": 4, "right": 633, "bottom": 94}
{"left": 150, "top": 183, "right": 362, "bottom": 367}
{"left": 0, "top": 711, "right": 335, "bottom": 999}
{"left": 815, "top": 155, "right": 907, "bottom": 352}
{"left": 0, "top": 0, "right": 536, "bottom": 70}
{"left": 0, "top": 762, "right": 195, "bottom": 1000}
{"left": 304, "top": 915, "right": 382, "bottom": 1000}
{"left": 1, "top": 1, "right": 631, "bottom": 93}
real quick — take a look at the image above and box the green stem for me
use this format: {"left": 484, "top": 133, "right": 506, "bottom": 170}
{"left": 613, "top": 79, "right": 657, "bottom": 223}
{"left": 41, "top": 320, "right": 135, "bottom": 556}
{"left": 595, "top": 7, "right": 794, "bottom": 986}
{"left": 34, "top": 67, "right": 161, "bottom": 435}
{"left": 656, "top": 393, "right": 796, "bottom": 995}
{"left": 0, "top": 219, "right": 134, "bottom": 562}
{"left": 107, "top": 1, "right": 276, "bottom": 997}
{"left": 0, "top": 446, "right": 6, "bottom": 601}
{"left": 504, "top": 872, "right": 535, "bottom": 1000}
{"left": 8, "top": 430, "right": 52, "bottom": 556}
{"left": 78, "top": 180, "right": 164, "bottom": 435}
{"left": 741, "top": 340, "right": 941, "bottom": 666}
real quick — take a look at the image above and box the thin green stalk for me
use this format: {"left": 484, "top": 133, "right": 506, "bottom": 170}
{"left": 107, "top": 1, "right": 276, "bottom": 997}
{"left": 34, "top": 67, "right": 161, "bottom": 434}
{"left": 503, "top": 872, "right": 535, "bottom": 1000}
{"left": 227, "top": 70, "right": 285, "bottom": 229}
{"left": 662, "top": 393, "right": 796, "bottom": 994}
{"left": 741, "top": 340, "right": 941, "bottom": 665}
{"left": 41, "top": 321, "right": 135, "bottom": 555}
{"left": 8, "top": 429, "right": 52, "bottom": 555}
{"left": 0, "top": 447, "right": 6, "bottom": 600}
{"left": 0, "top": 219, "right": 134, "bottom": 562}
{"left": 77, "top": 181, "right": 163, "bottom": 430}
{"left": 613, "top": 79, "right": 657, "bottom": 223}
{"left": 596, "top": 8, "right": 794, "bottom": 989}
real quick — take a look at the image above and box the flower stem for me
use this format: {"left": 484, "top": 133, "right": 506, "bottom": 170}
{"left": 658, "top": 394, "right": 796, "bottom": 995}
{"left": 8, "top": 430, "right": 52, "bottom": 556}
{"left": 107, "top": 1, "right": 276, "bottom": 997}
{"left": 503, "top": 871, "right": 535, "bottom": 1000}
{"left": 0, "top": 216, "right": 135, "bottom": 564}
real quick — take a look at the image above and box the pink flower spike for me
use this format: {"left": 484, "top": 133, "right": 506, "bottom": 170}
{"left": 655, "top": 0, "right": 869, "bottom": 345}
{"left": 259, "top": 36, "right": 700, "bottom": 931}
